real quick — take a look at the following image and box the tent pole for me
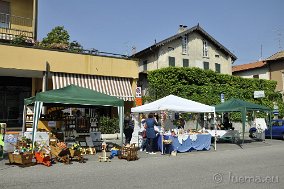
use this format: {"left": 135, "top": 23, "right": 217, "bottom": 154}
{"left": 269, "top": 111, "right": 272, "bottom": 140}
{"left": 22, "top": 105, "right": 27, "bottom": 135}
{"left": 118, "top": 106, "right": 124, "bottom": 147}
{"left": 214, "top": 111, "right": 217, "bottom": 151}
{"left": 31, "top": 101, "right": 43, "bottom": 151}
{"left": 242, "top": 108, "right": 246, "bottom": 145}
{"left": 195, "top": 113, "right": 199, "bottom": 130}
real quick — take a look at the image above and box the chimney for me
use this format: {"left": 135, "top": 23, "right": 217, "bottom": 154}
{"left": 178, "top": 25, "right": 187, "bottom": 33}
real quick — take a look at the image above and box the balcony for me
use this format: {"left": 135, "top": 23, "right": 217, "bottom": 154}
{"left": 0, "top": 12, "right": 34, "bottom": 41}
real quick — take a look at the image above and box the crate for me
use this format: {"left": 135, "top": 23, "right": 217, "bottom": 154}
{"left": 69, "top": 149, "right": 83, "bottom": 161}
{"left": 118, "top": 144, "right": 138, "bottom": 161}
{"left": 8, "top": 152, "right": 33, "bottom": 165}
{"left": 50, "top": 145, "right": 70, "bottom": 164}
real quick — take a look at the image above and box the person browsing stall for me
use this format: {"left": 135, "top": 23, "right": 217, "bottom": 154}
{"left": 145, "top": 113, "right": 158, "bottom": 154}
{"left": 123, "top": 113, "right": 134, "bottom": 145}
{"left": 140, "top": 114, "right": 147, "bottom": 152}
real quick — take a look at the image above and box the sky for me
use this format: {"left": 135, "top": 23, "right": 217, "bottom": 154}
{"left": 38, "top": 0, "right": 284, "bottom": 65}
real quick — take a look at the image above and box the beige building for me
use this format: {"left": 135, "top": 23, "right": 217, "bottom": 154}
{"left": 0, "top": 0, "right": 138, "bottom": 128}
{"left": 232, "top": 61, "right": 269, "bottom": 80}
{"left": 232, "top": 51, "right": 284, "bottom": 93}
{"left": 132, "top": 24, "right": 237, "bottom": 95}
{"left": 0, "top": 0, "right": 37, "bottom": 42}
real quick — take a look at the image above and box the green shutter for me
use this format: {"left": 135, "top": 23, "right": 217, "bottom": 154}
{"left": 169, "top": 57, "right": 175, "bottom": 67}
{"left": 143, "top": 60, "right": 147, "bottom": 71}
{"left": 183, "top": 59, "right": 189, "bottom": 67}
{"left": 215, "top": 63, "right": 220, "bottom": 73}
{"left": 203, "top": 62, "right": 209, "bottom": 70}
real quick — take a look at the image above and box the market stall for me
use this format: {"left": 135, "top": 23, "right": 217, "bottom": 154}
{"left": 214, "top": 98, "right": 272, "bottom": 144}
{"left": 22, "top": 85, "right": 125, "bottom": 150}
{"left": 157, "top": 133, "right": 211, "bottom": 153}
{"left": 205, "top": 130, "right": 240, "bottom": 143}
{"left": 131, "top": 95, "right": 216, "bottom": 153}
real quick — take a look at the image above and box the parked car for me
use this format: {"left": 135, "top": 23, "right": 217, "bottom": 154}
{"left": 249, "top": 119, "right": 284, "bottom": 140}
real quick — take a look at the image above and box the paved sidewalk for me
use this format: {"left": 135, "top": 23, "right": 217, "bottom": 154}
{"left": 0, "top": 138, "right": 282, "bottom": 167}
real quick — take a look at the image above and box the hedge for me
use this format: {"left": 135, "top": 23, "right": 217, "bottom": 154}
{"left": 145, "top": 67, "right": 284, "bottom": 120}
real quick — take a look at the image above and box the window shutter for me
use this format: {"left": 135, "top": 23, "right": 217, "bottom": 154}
{"left": 183, "top": 59, "right": 189, "bottom": 67}
{"left": 0, "top": 1, "right": 10, "bottom": 14}
{"left": 143, "top": 60, "right": 147, "bottom": 71}
{"left": 169, "top": 57, "right": 175, "bottom": 67}
{"left": 0, "top": 1, "right": 10, "bottom": 27}
{"left": 203, "top": 62, "right": 209, "bottom": 70}
{"left": 215, "top": 63, "right": 221, "bottom": 73}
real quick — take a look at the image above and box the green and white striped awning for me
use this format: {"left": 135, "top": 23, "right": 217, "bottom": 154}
{"left": 52, "top": 72, "right": 134, "bottom": 101}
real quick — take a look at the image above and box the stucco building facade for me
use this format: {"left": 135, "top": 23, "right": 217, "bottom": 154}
{"left": 132, "top": 24, "right": 237, "bottom": 96}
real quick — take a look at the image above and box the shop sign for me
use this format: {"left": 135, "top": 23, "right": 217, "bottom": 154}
{"left": 4, "top": 133, "right": 19, "bottom": 152}
{"left": 24, "top": 132, "right": 49, "bottom": 146}
{"left": 48, "top": 121, "right": 56, "bottom": 127}
{"left": 136, "top": 87, "right": 142, "bottom": 98}
{"left": 135, "top": 98, "right": 142, "bottom": 106}
{"left": 254, "top": 91, "right": 265, "bottom": 98}
{"left": 220, "top": 93, "right": 224, "bottom": 103}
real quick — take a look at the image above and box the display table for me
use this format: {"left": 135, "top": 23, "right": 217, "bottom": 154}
{"left": 158, "top": 134, "right": 211, "bottom": 153}
{"left": 206, "top": 130, "right": 240, "bottom": 142}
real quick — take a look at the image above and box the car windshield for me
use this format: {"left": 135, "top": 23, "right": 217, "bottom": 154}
{"left": 272, "top": 120, "right": 283, "bottom": 126}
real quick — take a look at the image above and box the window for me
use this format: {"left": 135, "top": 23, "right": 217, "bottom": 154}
{"left": 253, "top": 75, "right": 259, "bottom": 79}
{"left": 182, "top": 35, "right": 188, "bottom": 54}
{"left": 183, "top": 59, "right": 189, "bottom": 67}
{"left": 215, "top": 63, "right": 221, "bottom": 73}
{"left": 143, "top": 60, "right": 147, "bottom": 71}
{"left": 0, "top": 1, "right": 10, "bottom": 28}
{"left": 203, "top": 40, "right": 208, "bottom": 57}
{"left": 215, "top": 54, "right": 220, "bottom": 58}
{"left": 203, "top": 62, "right": 209, "bottom": 70}
{"left": 169, "top": 57, "right": 175, "bottom": 67}
{"left": 168, "top": 47, "right": 174, "bottom": 51}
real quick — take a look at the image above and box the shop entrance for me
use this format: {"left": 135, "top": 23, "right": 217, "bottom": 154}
{"left": 0, "top": 76, "right": 32, "bottom": 128}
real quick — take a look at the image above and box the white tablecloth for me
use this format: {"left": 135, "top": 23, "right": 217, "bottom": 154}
{"left": 206, "top": 130, "right": 239, "bottom": 139}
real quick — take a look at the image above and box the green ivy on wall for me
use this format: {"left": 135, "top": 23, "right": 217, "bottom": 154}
{"left": 145, "top": 67, "right": 284, "bottom": 121}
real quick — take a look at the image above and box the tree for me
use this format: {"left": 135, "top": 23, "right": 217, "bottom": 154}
{"left": 69, "top": 40, "right": 83, "bottom": 53}
{"left": 40, "top": 26, "right": 70, "bottom": 50}
{"left": 39, "top": 26, "right": 84, "bottom": 52}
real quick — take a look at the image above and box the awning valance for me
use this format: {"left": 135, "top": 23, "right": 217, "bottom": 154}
{"left": 52, "top": 72, "right": 134, "bottom": 101}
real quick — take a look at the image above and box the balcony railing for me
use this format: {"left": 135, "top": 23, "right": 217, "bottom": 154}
{"left": 0, "top": 12, "right": 33, "bottom": 40}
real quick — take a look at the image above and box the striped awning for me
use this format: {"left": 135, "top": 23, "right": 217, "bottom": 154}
{"left": 52, "top": 72, "right": 134, "bottom": 101}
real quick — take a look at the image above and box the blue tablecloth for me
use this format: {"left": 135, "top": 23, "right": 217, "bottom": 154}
{"left": 158, "top": 134, "right": 211, "bottom": 153}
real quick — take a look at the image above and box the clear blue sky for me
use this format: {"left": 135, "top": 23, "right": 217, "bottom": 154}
{"left": 38, "top": 0, "right": 284, "bottom": 65}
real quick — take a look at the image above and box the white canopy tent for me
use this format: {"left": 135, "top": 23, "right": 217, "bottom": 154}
{"left": 131, "top": 95, "right": 215, "bottom": 113}
{"left": 131, "top": 95, "right": 217, "bottom": 150}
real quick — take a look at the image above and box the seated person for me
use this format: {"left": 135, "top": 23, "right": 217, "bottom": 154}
{"left": 217, "top": 124, "right": 222, "bottom": 130}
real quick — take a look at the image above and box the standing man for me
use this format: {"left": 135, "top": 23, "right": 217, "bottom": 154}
{"left": 124, "top": 113, "right": 134, "bottom": 145}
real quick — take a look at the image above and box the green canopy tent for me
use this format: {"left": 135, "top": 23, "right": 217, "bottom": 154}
{"left": 214, "top": 98, "right": 272, "bottom": 144}
{"left": 23, "top": 84, "right": 125, "bottom": 149}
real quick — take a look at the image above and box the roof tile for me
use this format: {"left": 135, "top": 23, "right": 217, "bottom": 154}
{"left": 232, "top": 61, "right": 266, "bottom": 72}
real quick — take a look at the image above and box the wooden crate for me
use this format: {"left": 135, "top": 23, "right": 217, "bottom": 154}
{"left": 8, "top": 152, "right": 33, "bottom": 165}
{"left": 69, "top": 149, "right": 83, "bottom": 161}
{"left": 50, "top": 145, "right": 70, "bottom": 164}
{"left": 118, "top": 144, "right": 138, "bottom": 161}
